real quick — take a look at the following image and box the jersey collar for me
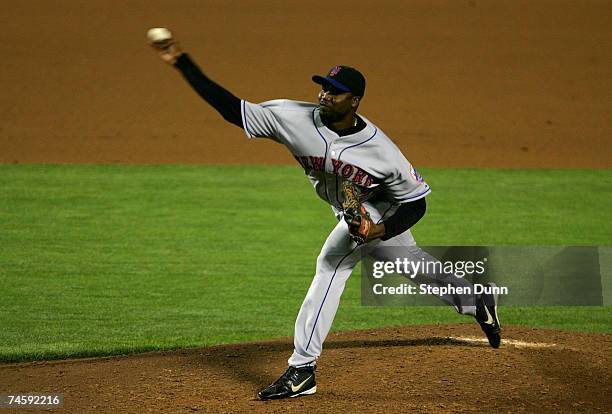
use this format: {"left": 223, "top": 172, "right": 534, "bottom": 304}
{"left": 313, "top": 108, "right": 373, "bottom": 141}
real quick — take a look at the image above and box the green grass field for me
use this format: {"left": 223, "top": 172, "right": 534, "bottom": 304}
{"left": 1, "top": 165, "right": 611, "bottom": 362}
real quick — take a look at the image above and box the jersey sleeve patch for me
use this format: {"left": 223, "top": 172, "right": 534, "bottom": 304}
{"left": 384, "top": 150, "right": 431, "bottom": 203}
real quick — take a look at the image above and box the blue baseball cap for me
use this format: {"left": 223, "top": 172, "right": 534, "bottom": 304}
{"left": 312, "top": 65, "right": 366, "bottom": 97}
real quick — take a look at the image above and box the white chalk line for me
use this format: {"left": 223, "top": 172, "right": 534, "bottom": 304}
{"left": 449, "top": 336, "right": 558, "bottom": 349}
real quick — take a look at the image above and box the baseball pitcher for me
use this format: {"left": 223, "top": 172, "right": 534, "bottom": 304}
{"left": 150, "top": 31, "right": 501, "bottom": 400}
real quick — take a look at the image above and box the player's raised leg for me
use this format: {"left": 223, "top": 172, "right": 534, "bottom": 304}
{"left": 368, "top": 232, "right": 501, "bottom": 346}
{"left": 369, "top": 231, "right": 477, "bottom": 315}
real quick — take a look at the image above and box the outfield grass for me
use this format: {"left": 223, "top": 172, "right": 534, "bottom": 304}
{"left": 1, "top": 165, "right": 610, "bottom": 362}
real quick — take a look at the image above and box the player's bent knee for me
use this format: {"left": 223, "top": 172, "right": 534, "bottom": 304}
{"left": 316, "top": 253, "right": 333, "bottom": 272}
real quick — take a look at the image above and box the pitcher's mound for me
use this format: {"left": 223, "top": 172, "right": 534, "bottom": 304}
{"left": 1, "top": 324, "right": 610, "bottom": 413}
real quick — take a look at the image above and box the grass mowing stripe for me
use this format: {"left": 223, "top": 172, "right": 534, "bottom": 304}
{"left": 0, "top": 165, "right": 610, "bottom": 362}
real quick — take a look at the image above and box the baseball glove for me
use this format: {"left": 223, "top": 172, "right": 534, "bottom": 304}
{"left": 341, "top": 181, "right": 374, "bottom": 245}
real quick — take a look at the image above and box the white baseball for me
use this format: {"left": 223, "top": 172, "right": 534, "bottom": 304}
{"left": 147, "top": 27, "right": 172, "bottom": 43}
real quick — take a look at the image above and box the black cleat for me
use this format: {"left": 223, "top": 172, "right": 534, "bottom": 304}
{"left": 258, "top": 365, "right": 316, "bottom": 400}
{"left": 475, "top": 282, "right": 501, "bottom": 348}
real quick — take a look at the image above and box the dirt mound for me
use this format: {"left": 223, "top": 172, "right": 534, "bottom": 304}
{"left": 1, "top": 325, "right": 610, "bottom": 413}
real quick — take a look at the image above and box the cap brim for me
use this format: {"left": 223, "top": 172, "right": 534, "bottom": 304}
{"left": 311, "top": 75, "right": 351, "bottom": 93}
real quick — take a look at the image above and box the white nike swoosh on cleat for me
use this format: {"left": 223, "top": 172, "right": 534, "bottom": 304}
{"left": 291, "top": 375, "right": 313, "bottom": 393}
{"left": 290, "top": 386, "right": 317, "bottom": 397}
{"left": 483, "top": 306, "right": 494, "bottom": 325}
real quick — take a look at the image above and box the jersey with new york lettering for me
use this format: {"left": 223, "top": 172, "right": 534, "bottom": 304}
{"left": 240, "top": 99, "right": 430, "bottom": 222}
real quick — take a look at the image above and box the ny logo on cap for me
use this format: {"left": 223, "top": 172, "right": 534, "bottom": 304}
{"left": 329, "top": 66, "right": 342, "bottom": 77}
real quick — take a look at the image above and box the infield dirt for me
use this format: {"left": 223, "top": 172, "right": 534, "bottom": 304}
{"left": 1, "top": 0, "right": 611, "bottom": 413}
{"left": 1, "top": 326, "right": 611, "bottom": 413}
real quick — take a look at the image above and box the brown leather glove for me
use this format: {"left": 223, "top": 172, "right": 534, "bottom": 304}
{"left": 341, "top": 181, "right": 374, "bottom": 245}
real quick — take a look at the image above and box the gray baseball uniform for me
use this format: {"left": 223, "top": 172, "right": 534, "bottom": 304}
{"left": 241, "top": 99, "right": 476, "bottom": 367}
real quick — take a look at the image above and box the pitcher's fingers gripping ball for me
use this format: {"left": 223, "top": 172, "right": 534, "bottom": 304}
{"left": 147, "top": 27, "right": 183, "bottom": 65}
{"left": 342, "top": 181, "right": 374, "bottom": 245}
